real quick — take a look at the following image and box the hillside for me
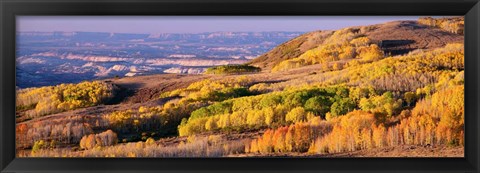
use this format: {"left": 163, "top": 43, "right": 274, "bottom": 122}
{"left": 249, "top": 20, "right": 463, "bottom": 71}
{"left": 16, "top": 17, "right": 465, "bottom": 158}
{"left": 248, "top": 30, "right": 331, "bottom": 70}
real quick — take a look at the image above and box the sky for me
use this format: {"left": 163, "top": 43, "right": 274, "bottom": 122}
{"left": 17, "top": 16, "right": 424, "bottom": 34}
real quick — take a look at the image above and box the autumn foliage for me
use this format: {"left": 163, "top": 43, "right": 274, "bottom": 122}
{"left": 16, "top": 81, "right": 116, "bottom": 119}
{"left": 16, "top": 18, "right": 465, "bottom": 158}
{"left": 178, "top": 86, "right": 364, "bottom": 136}
{"left": 418, "top": 17, "right": 464, "bottom": 34}
{"left": 309, "top": 86, "right": 464, "bottom": 154}
{"left": 247, "top": 118, "right": 331, "bottom": 153}
{"left": 80, "top": 130, "right": 118, "bottom": 150}
{"left": 272, "top": 28, "right": 385, "bottom": 72}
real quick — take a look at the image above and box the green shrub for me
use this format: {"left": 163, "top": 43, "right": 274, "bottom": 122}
{"left": 205, "top": 65, "right": 261, "bottom": 74}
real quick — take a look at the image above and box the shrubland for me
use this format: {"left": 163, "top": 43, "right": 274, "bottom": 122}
{"left": 418, "top": 17, "right": 464, "bottom": 34}
{"left": 16, "top": 81, "right": 116, "bottom": 120}
{"left": 179, "top": 43, "right": 465, "bottom": 155}
{"left": 205, "top": 64, "right": 261, "bottom": 74}
{"left": 178, "top": 85, "right": 400, "bottom": 136}
{"left": 272, "top": 28, "right": 385, "bottom": 72}
{"left": 255, "top": 43, "right": 464, "bottom": 94}
{"left": 309, "top": 85, "right": 464, "bottom": 154}
{"left": 244, "top": 83, "right": 463, "bottom": 155}
{"left": 27, "top": 135, "right": 247, "bottom": 157}
{"left": 98, "top": 76, "right": 256, "bottom": 141}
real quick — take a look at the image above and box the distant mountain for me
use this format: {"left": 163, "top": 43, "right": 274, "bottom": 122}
{"left": 17, "top": 31, "right": 302, "bottom": 45}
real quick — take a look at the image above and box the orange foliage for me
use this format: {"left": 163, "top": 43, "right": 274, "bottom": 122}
{"left": 80, "top": 130, "right": 118, "bottom": 150}
{"left": 248, "top": 119, "right": 331, "bottom": 153}
{"left": 311, "top": 85, "right": 464, "bottom": 154}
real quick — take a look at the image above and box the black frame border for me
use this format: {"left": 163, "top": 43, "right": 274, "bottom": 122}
{"left": 1, "top": 0, "right": 479, "bottom": 173}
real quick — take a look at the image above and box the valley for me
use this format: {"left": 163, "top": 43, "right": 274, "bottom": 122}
{"left": 17, "top": 31, "right": 302, "bottom": 88}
